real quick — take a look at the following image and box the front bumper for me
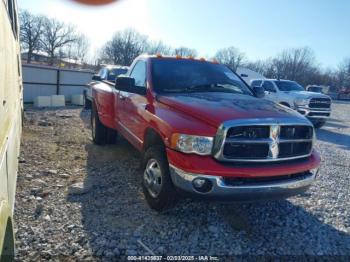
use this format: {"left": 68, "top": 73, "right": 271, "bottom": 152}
{"left": 296, "top": 106, "right": 331, "bottom": 119}
{"left": 170, "top": 165, "right": 319, "bottom": 201}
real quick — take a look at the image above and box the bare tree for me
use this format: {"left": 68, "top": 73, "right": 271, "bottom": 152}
{"left": 215, "top": 46, "right": 245, "bottom": 71}
{"left": 336, "top": 58, "right": 350, "bottom": 89}
{"left": 173, "top": 47, "right": 198, "bottom": 57}
{"left": 40, "top": 17, "right": 78, "bottom": 65}
{"left": 66, "top": 34, "right": 90, "bottom": 65}
{"left": 146, "top": 40, "right": 173, "bottom": 55}
{"left": 100, "top": 29, "right": 148, "bottom": 66}
{"left": 244, "top": 60, "right": 271, "bottom": 75}
{"left": 19, "top": 10, "right": 44, "bottom": 63}
{"left": 271, "top": 47, "right": 317, "bottom": 85}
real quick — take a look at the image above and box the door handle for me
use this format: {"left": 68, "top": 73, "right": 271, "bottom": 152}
{"left": 119, "top": 94, "right": 126, "bottom": 101}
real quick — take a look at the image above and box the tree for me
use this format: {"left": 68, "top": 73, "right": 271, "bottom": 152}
{"left": 100, "top": 29, "right": 148, "bottom": 66}
{"left": 214, "top": 46, "right": 245, "bottom": 71}
{"left": 271, "top": 47, "right": 317, "bottom": 86}
{"left": 19, "top": 10, "right": 44, "bottom": 63}
{"left": 336, "top": 58, "right": 350, "bottom": 89}
{"left": 146, "top": 40, "right": 173, "bottom": 55}
{"left": 40, "top": 17, "right": 78, "bottom": 65}
{"left": 67, "top": 34, "right": 90, "bottom": 65}
{"left": 173, "top": 47, "right": 198, "bottom": 57}
{"left": 244, "top": 60, "right": 272, "bottom": 76}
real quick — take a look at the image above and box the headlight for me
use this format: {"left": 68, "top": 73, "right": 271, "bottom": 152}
{"left": 170, "top": 134, "right": 213, "bottom": 155}
{"left": 294, "top": 98, "right": 309, "bottom": 106}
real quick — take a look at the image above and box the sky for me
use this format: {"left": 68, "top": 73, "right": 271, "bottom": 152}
{"left": 18, "top": 0, "right": 350, "bottom": 68}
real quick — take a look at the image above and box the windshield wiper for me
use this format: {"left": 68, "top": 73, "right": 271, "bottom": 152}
{"left": 161, "top": 88, "right": 189, "bottom": 93}
{"left": 161, "top": 83, "right": 247, "bottom": 94}
{"left": 185, "top": 84, "right": 212, "bottom": 91}
{"left": 161, "top": 84, "right": 212, "bottom": 93}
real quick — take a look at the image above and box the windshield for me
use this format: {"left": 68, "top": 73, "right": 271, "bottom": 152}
{"left": 309, "top": 86, "right": 323, "bottom": 93}
{"left": 151, "top": 59, "right": 253, "bottom": 95}
{"left": 274, "top": 80, "right": 305, "bottom": 91}
{"left": 107, "top": 68, "right": 128, "bottom": 81}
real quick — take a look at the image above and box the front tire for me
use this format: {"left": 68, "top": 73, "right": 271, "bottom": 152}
{"left": 142, "top": 146, "right": 177, "bottom": 211}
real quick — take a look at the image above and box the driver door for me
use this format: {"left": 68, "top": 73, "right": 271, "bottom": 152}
{"left": 116, "top": 61, "right": 148, "bottom": 149}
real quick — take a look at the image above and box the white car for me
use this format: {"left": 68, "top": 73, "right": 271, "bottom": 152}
{"left": 251, "top": 79, "right": 331, "bottom": 128}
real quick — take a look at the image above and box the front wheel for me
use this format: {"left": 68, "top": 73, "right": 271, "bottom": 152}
{"left": 142, "top": 146, "right": 178, "bottom": 211}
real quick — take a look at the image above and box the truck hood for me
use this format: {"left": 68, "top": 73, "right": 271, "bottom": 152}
{"left": 283, "top": 91, "right": 331, "bottom": 99}
{"left": 158, "top": 92, "right": 305, "bottom": 127}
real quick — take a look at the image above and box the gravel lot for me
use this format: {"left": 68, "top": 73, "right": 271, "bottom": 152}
{"left": 14, "top": 101, "right": 350, "bottom": 260}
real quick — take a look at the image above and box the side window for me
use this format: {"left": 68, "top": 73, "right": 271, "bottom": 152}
{"left": 99, "top": 68, "right": 107, "bottom": 80}
{"left": 6, "top": 0, "right": 18, "bottom": 38}
{"left": 130, "top": 61, "right": 146, "bottom": 88}
{"left": 263, "top": 81, "right": 276, "bottom": 92}
{"left": 251, "top": 80, "right": 262, "bottom": 87}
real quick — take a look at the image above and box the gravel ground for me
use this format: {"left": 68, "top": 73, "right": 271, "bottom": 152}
{"left": 14, "top": 101, "right": 350, "bottom": 260}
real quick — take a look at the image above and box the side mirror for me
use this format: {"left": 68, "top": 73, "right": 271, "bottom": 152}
{"left": 92, "top": 74, "right": 101, "bottom": 81}
{"left": 115, "top": 76, "right": 146, "bottom": 95}
{"left": 253, "top": 85, "right": 265, "bottom": 98}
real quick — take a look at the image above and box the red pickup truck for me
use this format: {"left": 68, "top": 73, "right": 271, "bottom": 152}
{"left": 90, "top": 55, "right": 321, "bottom": 211}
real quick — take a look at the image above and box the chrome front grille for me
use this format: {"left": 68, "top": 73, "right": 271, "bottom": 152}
{"left": 309, "top": 98, "right": 331, "bottom": 109}
{"left": 213, "top": 119, "right": 314, "bottom": 162}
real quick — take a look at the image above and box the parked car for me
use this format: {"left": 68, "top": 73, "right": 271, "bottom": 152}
{"left": 236, "top": 67, "right": 265, "bottom": 85}
{"left": 90, "top": 55, "right": 320, "bottom": 211}
{"left": 251, "top": 79, "right": 332, "bottom": 128}
{"left": 306, "top": 85, "right": 324, "bottom": 93}
{"left": 337, "top": 87, "right": 350, "bottom": 100}
{"left": 84, "top": 65, "right": 129, "bottom": 109}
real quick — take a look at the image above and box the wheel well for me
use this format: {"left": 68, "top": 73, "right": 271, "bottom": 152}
{"left": 143, "top": 128, "right": 165, "bottom": 152}
{"left": 1, "top": 218, "right": 14, "bottom": 259}
{"left": 279, "top": 102, "right": 290, "bottom": 107}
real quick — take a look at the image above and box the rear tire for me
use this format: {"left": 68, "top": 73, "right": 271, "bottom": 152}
{"left": 83, "top": 91, "right": 92, "bottom": 110}
{"left": 91, "top": 105, "right": 107, "bottom": 145}
{"left": 106, "top": 128, "right": 118, "bottom": 144}
{"left": 84, "top": 97, "right": 92, "bottom": 110}
{"left": 142, "top": 146, "right": 178, "bottom": 211}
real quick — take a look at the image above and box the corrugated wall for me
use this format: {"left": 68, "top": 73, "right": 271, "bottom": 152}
{"left": 22, "top": 64, "right": 94, "bottom": 103}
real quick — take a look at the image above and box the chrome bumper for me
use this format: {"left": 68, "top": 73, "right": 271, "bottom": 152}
{"left": 296, "top": 106, "right": 331, "bottom": 119}
{"left": 169, "top": 165, "right": 318, "bottom": 201}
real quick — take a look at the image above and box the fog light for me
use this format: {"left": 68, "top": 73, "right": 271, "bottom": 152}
{"left": 192, "top": 178, "right": 213, "bottom": 193}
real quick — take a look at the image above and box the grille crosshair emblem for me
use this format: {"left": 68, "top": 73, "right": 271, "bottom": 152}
{"left": 269, "top": 125, "right": 280, "bottom": 159}
{"left": 213, "top": 119, "right": 314, "bottom": 162}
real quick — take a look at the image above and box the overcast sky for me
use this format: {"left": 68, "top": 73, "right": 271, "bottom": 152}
{"left": 18, "top": 0, "right": 350, "bottom": 68}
